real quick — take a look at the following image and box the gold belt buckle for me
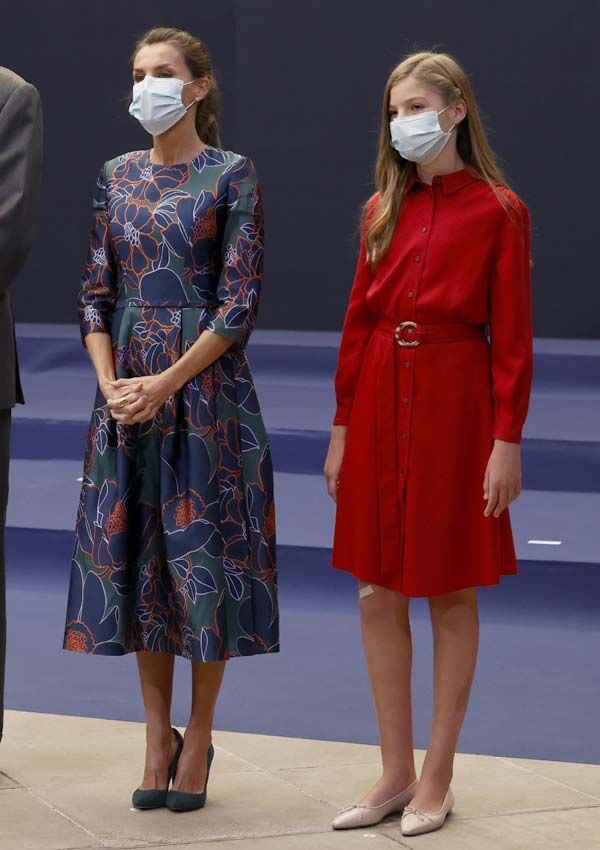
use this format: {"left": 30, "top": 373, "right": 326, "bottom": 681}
{"left": 394, "top": 321, "right": 420, "bottom": 346}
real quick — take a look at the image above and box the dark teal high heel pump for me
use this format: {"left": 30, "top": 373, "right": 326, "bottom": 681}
{"left": 166, "top": 742, "right": 215, "bottom": 812}
{"left": 131, "top": 727, "right": 184, "bottom": 810}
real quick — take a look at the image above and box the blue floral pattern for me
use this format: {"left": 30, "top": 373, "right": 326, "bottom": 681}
{"left": 63, "top": 147, "right": 279, "bottom": 661}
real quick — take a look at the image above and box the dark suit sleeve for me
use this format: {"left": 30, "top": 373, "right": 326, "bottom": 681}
{"left": 0, "top": 82, "right": 43, "bottom": 293}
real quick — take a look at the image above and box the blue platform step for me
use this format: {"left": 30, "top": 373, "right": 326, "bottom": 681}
{"left": 9, "top": 418, "right": 600, "bottom": 495}
{"left": 9, "top": 324, "right": 600, "bottom": 564}
{"left": 12, "top": 323, "right": 600, "bottom": 495}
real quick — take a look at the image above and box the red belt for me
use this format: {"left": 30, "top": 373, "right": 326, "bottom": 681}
{"left": 375, "top": 317, "right": 487, "bottom": 346}
{"left": 373, "top": 317, "right": 487, "bottom": 585}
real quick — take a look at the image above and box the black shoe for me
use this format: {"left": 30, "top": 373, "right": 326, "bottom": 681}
{"left": 166, "top": 742, "right": 215, "bottom": 812}
{"left": 131, "top": 727, "right": 184, "bottom": 810}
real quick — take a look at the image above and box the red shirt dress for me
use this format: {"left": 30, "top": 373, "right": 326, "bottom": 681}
{"left": 331, "top": 167, "right": 533, "bottom": 597}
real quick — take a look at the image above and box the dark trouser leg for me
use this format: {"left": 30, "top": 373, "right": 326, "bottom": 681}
{"left": 0, "top": 408, "right": 11, "bottom": 743}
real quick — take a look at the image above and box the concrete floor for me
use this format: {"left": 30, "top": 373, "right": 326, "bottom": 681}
{"left": 1, "top": 711, "right": 600, "bottom": 850}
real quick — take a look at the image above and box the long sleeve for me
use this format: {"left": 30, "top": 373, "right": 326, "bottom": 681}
{"left": 207, "top": 156, "right": 264, "bottom": 350}
{"left": 77, "top": 163, "right": 119, "bottom": 346}
{"left": 489, "top": 195, "right": 534, "bottom": 443}
{"left": 0, "top": 81, "right": 43, "bottom": 293}
{"left": 333, "top": 225, "right": 378, "bottom": 426}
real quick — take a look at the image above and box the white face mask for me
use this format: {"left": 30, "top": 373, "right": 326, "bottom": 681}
{"left": 129, "top": 75, "right": 199, "bottom": 136}
{"left": 389, "top": 104, "right": 455, "bottom": 164}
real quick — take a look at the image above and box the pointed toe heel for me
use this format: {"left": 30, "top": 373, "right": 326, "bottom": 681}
{"left": 131, "top": 727, "right": 184, "bottom": 810}
{"left": 166, "top": 742, "right": 215, "bottom": 813}
{"left": 131, "top": 787, "right": 169, "bottom": 810}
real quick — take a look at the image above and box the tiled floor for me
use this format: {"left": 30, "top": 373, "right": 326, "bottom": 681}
{"left": 1, "top": 711, "right": 600, "bottom": 849}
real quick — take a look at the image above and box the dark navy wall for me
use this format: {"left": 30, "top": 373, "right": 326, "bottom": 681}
{"left": 1, "top": 0, "right": 236, "bottom": 327}
{"left": 2, "top": 0, "right": 598, "bottom": 337}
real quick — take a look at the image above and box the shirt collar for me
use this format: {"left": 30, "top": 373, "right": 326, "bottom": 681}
{"left": 406, "top": 166, "right": 480, "bottom": 195}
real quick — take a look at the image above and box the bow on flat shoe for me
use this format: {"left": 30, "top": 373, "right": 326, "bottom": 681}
{"left": 400, "top": 787, "right": 455, "bottom": 836}
{"left": 331, "top": 779, "right": 418, "bottom": 830}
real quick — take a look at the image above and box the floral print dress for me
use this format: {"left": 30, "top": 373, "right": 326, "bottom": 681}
{"left": 62, "top": 147, "right": 279, "bottom": 662}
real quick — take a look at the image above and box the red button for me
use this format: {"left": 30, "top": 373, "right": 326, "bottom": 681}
{"left": 421, "top": 226, "right": 428, "bottom": 233}
{"left": 415, "top": 255, "right": 421, "bottom": 262}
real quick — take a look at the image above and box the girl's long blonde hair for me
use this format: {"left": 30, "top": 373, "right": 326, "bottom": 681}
{"left": 365, "top": 51, "right": 515, "bottom": 267}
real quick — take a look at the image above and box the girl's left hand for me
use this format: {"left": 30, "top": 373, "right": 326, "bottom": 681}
{"left": 483, "top": 439, "right": 522, "bottom": 518}
{"left": 106, "top": 374, "right": 176, "bottom": 424}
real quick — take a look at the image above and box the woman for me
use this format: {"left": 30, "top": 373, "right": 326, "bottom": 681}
{"left": 324, "top": 51, "right": 533, "bottom": 837}
{"left": 62, "top": 27, "right": 278, "bottom": 813}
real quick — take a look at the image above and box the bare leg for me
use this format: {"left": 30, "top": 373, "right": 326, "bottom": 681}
{"left": 172, "top": 660, "right": 226, "bottom": 793}
{"left": 135, "top": 650, "right": 179, "bottom": 790}
{"left": 410, "top": 587, "right": 479, "bottom": 811}
{"left": 357, "top": 582, "right": 417, "bottom": 806}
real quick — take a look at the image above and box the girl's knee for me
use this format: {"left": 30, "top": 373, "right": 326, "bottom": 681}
{"left": 359, "top": 581, "right": 407, "bottom": 622}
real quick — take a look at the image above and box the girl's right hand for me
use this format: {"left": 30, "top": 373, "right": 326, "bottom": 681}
{"left": 324, "top": 425, "right": 347, "bottom": 503}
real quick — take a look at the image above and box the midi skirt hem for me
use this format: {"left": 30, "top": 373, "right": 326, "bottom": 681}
{"left": 62, "top": 630, "right": 280, "bottom": 662}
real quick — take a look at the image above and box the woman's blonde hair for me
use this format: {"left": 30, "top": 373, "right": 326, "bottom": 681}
{"left": 131, "top": 27, "right": 221, "bottom": 148}
{"left": 365, "top": 51, "right": 515, "bottom": 267}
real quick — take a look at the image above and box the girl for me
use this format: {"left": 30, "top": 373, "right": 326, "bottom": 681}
{"left": 62, "top": 27, "right": 278, "bottom": 813}
{"left": 324, "top": 51, "right": 532, "bottom": 837}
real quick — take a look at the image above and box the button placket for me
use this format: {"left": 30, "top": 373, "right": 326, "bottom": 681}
{"left": 395, "top": 348, "right": 415, "bottom": 491}
{"left": 396, "top": 192, "right": 435, "bottom": 489}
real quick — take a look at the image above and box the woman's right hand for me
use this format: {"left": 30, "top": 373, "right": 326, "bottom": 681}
{"left": 98, "top": 377, "right": 117, "bottom": 402}
{"left": 324, "top": 425, "right": 347, "bottom": 503}
{"left": 99, "top": 377, "right": 146, "bottom": 425}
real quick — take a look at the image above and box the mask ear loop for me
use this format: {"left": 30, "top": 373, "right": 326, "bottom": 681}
{"left": 437, "top": 103, "right": 460, "bottom": 136}
{"left": 182, "top": 79, "right": 204, "bottom": 111}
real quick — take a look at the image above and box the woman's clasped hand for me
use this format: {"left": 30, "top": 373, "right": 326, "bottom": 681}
{"left": 103, "top": 374, "right": 176, "bottom": 425}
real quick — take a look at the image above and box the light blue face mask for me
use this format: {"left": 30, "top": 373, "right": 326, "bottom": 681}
{"left": 389, "top": 104, "right": 455, "bottom": 164}
{"left": 129, "top": 75, "right": 200, "bottom": 136}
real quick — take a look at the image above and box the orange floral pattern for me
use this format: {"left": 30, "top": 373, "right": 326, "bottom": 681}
{"left": 64, "top": 148, "right": 278, "bottom": 661}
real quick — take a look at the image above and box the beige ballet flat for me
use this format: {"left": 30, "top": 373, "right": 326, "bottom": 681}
{"left": 400, "top": 787, "right": 455, "bottom": 836}
{"left": 331, "top": 779, "right": 418, "bottom": 830}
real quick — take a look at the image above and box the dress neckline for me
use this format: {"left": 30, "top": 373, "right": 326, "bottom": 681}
{"left": 407, "top": 165, "right": 480, "bottom": 196}
{"left": 142, "top": 145, "right": 219, "bottom": 170}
